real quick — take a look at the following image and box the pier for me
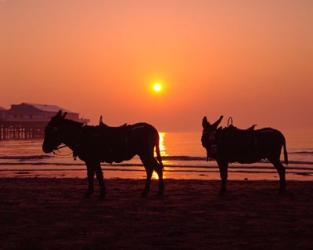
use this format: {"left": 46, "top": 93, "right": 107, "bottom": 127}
{"left": 0, "top": 102, "right": 88, "bottom": 140}
{"left": 0, "top": 121, "right": 46, "bottom": 140}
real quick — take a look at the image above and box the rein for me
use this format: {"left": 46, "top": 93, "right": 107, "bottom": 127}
{"left": 52, "top": 145, "right": 73, "bottom": 157}
{"left": 56, "top": 145, "right": 67, "bottom": 150}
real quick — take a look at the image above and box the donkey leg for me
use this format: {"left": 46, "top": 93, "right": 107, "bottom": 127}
{"left": 95, "top": 162, "right": 106, "bottom": 198}
{"left": 272, "top": 160, "right": 286, "bottom": 193}
{"left": 154, "top": 162, "right": 164, "bottom": 196}
{"left": 140, "top": 157, "right": 153, "bottom": 197}
{"left": 85, "top": 163, "right": 95, "bottom": 197}
{"left": 154, "top": 161, "right": 164, "bottom": 196}
{"left": 217, "top": 160, "right": 228, "bottom": 195}
{"left": 142, "top": 166, "right": 153, "bottom": 197}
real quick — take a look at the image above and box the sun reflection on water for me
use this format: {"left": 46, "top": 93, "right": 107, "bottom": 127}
{"left": 152, "top": 132, "right": 167, "bottom": 180}
{"left": 159, "top": 132, "right": 167, "bottom": 156}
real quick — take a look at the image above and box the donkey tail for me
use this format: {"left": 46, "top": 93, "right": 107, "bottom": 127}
{"left": 155, "top": 134, "right": 164, "bottom": 168}
{"left": 283, "top": 139, "right": 288, "bottom": 165}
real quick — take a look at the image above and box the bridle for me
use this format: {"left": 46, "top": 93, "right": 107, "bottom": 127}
{"left": 46, "top": 122, "right": 82, "bottom": 158}
{"left": 202, "top": 129, "right": 218, "bottom": 143}
{"left": 202, "top": 128, "right": 220, "bottom": 161}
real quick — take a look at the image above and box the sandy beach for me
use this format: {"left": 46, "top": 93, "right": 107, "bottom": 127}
{"left": 1, "top": 178, "right": 313, "bottom": 250}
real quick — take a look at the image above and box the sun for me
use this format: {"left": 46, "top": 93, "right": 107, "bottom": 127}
{"left": 153, "top": 83, "right": 162, "bottom": 93}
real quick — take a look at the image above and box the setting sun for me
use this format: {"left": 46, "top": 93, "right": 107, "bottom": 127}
{"left": 153, "top": 83, "right": 162, "bottom": 93}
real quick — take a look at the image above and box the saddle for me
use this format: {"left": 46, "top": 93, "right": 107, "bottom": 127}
{"left": 218, "top": 123, "right": 258, "bottom": 160}
{"left": 225, "top": 124, "right": 256, "bottom": 133}
{"left": 95, "top": 117, "right": 131, "bottom": 163}
{"left": 225, "top": 117, "right": 256, "bottom": 133}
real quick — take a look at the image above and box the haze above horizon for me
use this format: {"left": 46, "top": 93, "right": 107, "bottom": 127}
{"left": 1, "top": 0, "right": 312, "bottom": 131}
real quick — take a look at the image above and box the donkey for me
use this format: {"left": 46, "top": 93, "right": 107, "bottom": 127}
{"left": 42, "top": 111, "right": 164, "bottom": 198}
{"left": 201, "top": 116, "right": 288, "bottom": 194}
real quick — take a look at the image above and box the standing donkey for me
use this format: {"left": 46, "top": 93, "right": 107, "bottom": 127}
{"left": 201, "top": 116, "right": 288, "bottom": 194}
{"left": 42, "top": 111, "right": 164, "bottom": 198}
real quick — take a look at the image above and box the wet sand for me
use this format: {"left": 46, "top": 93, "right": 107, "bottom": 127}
{"left": 1, "top": 178, "right": 313, "bottom": 250}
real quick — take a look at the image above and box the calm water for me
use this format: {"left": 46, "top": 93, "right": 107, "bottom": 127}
{"left": 0, "top": 130, "right": 313, "bottom": 180}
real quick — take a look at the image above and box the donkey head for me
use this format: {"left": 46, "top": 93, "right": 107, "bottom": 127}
{"left": 42, "top": 110, "right": 67, "bottom": 153}
{"left": 201, "top": 116, "right": 223, "bottom": 158}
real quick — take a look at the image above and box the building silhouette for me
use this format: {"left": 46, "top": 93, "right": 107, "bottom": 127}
{"left": 0, "top": 103, "right": 88, "bottom": 140}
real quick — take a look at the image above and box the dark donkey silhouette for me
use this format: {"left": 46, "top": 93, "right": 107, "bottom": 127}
{"left": 42, "top": 111, "right": 164, "bottom": 198}
{"left": 201, "top": 116, "right": 288, "bottom": 194}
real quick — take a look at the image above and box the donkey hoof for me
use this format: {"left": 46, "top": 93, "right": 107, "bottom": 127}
{"left": 278, "top": 188, "right": 286, "bottom": 195}
{"left": 157, "top": 191, "right": 164, "bottom": 197}
{"left": 84, "top": 191, "right": 94, "bottom": 198}
{"left": 219, "top": 189, "right": 226, "bottom": 196}
{"left": 99, "top": 195, "right": 106, "bottom": 200}
{"left": 141, "top": 191, "right": 149, "bottom": 198}
{"left": 99, "top": 192, "right": 106, "bottom": 200}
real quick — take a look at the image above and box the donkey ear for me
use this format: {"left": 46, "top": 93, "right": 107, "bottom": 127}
{"left": 212, "top": 115, "right": 223, "bottom": 128}
{"left": 202, "top": 116, "right": 210, "bottom": 128}
{"left": 56, "top": 110, "right": 62, "bottom": 117}
{"left": 62, "top": 112, "right": 67, "bottom": 119}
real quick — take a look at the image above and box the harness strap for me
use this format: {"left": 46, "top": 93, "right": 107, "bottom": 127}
{"left": 72, "top": 125, "right": 87, "bottom": 160}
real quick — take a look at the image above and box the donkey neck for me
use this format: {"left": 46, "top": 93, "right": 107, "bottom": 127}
{"left": 59, "top": 120, "right": 83, "bottom": 153}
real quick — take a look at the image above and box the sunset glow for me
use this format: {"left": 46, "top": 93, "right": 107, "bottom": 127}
{"left": 0, "top": 1, "right": 312, "bottom": 130}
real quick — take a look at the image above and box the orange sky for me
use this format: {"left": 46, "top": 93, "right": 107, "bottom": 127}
{"left": 1, "top": 0, "right": 312, "bottom": 131}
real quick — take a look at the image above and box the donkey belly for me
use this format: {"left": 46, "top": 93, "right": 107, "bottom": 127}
{"left": 222, "top": 137, "right": 261, "bottom": 164}
{"left": 97, "top": 142, "right": 137, "bottom": 163}
{"left": 98, "top": 150, "right": 135, "bottom": 164}
{"left": 111, "top": 151, "right": 136, "bottom": 163}
{"left": 227, "top": 153, "right": 263, "bottom": 164}
{"left": 236, "top": 156, "right": 263, "bottom": 164}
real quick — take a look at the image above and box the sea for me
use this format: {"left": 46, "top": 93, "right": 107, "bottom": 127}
{"left": 1, "top": 130, "right": 313, "bottom": 180}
